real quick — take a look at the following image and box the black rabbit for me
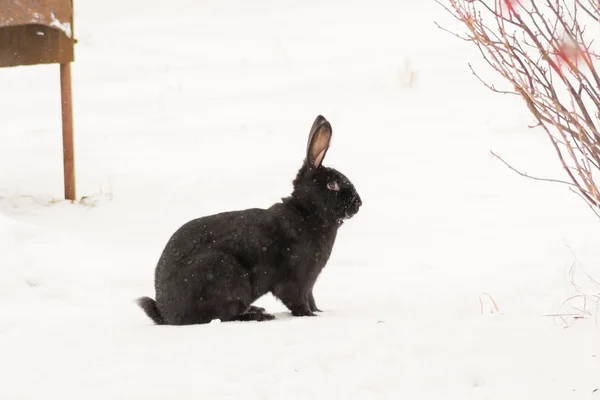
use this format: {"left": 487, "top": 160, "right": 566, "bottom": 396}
{"left": 136, "top": 115, "right": 362, "bottom": 325}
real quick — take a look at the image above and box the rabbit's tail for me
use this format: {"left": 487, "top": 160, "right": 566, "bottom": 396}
{"left": 136, "top": 296, "right": 165, "bottom": 325}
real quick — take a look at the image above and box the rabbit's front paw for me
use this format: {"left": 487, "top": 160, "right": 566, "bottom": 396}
{"left": 308, "top": 292, "right": 323, "bottom": 313}
{"left": 291, "top": 305, "right": 317, "bottom": 317}
{"left": 272, "top": 284, "right": 318, "bottom": 317}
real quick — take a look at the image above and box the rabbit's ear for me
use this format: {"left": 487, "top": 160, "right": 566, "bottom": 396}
{"left": 306, "top": 115, "right": 332, "bottom": 170}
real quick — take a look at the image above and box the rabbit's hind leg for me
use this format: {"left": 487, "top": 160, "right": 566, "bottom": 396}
{"left": 247, "top": 305, "right": 266, "bottom": 313}
{"left": 190, "top": 253, "right": 256, "bottom": 323}
{"left": 232, "top": 309, "right": 276, "bottom": 322}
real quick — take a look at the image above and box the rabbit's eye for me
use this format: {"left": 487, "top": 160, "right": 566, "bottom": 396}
{"left": 327, "top": 181, "right": 340, "bottom": 191}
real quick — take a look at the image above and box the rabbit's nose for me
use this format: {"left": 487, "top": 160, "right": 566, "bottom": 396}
{"left": 354, "top": 197, "right": 362, "bottom": 212}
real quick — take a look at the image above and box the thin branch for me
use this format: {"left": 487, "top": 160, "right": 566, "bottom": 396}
{"left": 468, "top": 63, "right": 520, "bottom": 95}
{"left": 569, "top": 187, "right": 600, "bottom": 219}
{"left": 433, "top": 21, "right": 472, "bottom": 41}
{"left": 490, "top": 150, "right": 580, "bottom": 187}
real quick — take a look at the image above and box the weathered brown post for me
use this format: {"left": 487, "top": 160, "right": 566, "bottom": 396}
{"left": 0, "top": 0, "right": 76, "bottom": 200}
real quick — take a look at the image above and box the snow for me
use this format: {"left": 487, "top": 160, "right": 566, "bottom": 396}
{"left": 49, "top": 12, "right": 72, "bottom": 38}
{"left": 1, "top": 0, "right": 600, "bottom": 398}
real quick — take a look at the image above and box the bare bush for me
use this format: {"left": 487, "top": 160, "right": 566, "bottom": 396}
{"left": 437, "top": 0, "right": 600, "bottom": 215}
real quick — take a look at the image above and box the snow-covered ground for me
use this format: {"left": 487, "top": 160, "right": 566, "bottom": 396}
{"left": 1, "top": 0, "right": 599, "bottom": 398}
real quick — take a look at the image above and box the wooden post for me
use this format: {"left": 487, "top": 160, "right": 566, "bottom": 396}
{"left": 60, "top": 62, "right": 75, "bottom": 200}
{"left": 0, "top": 0, "right": 76, "bottom": 200}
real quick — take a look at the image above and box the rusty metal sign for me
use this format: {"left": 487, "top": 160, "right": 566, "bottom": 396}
{"left": 0, "top": 0, "right": 73, "bottom": 35}
{"left": 0, "top": 0, "right": 75, "bottom": 67}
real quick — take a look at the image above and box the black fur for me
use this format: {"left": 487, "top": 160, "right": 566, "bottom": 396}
{"left": 136, "top": 115, "right": 361, "bottom": 325}
{"left": 136, "top": 296, "right": 165, "bottom": 325}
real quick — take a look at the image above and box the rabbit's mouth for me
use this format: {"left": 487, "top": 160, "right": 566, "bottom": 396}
{"left": 337, "top": 211, "right": 353, "bottom": 224}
